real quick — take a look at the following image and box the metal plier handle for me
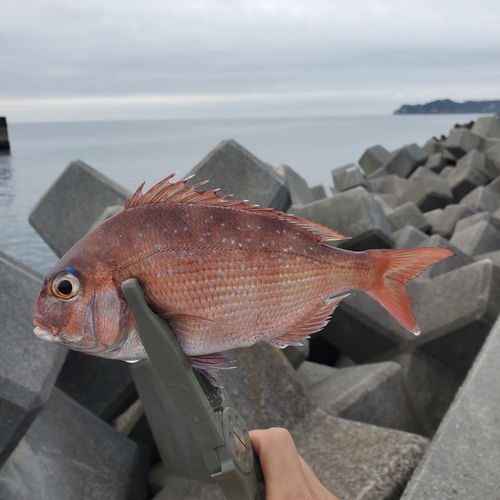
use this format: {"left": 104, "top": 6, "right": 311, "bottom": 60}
{"left": 121, "top": 279, "right": 266, "bottom": 500}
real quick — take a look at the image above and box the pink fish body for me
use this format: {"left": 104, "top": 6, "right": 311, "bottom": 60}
{"left": 33, "top": 174, "right": 453, "bottom": 372}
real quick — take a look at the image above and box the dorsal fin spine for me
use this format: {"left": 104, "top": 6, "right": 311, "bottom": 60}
{"left": 124, "top": 174, "right": 349, "bottom": 242}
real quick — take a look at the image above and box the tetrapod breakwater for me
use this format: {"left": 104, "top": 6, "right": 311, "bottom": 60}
{"left": 1, "top": 115, "right": 499, "bottom": 499}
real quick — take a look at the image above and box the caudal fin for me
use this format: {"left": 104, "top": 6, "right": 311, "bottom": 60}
{"left": 365, "top": 247, "right": 454, "bottom": 335}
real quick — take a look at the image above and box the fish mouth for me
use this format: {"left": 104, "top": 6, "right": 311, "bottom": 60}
{"left": 33, "top": 318, "right": 59, "bottom": 342}
{"left": 33, "top": 326, "right": 60, "bottom": 342}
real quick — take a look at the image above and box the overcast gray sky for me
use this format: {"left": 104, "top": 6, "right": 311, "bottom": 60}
{"left": 1, "top": 0, "right": 499, "bottom": 122}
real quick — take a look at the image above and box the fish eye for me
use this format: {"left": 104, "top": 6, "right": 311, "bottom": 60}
{"left": 52, "top": 273, "right": 80, "bottom": 299}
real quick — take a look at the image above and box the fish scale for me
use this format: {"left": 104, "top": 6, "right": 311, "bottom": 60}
{"left": 105, "top": 204, "right": 337, "bottom": 354}
{"left": 33, "top": 174, "right": 454, "bottom": 374}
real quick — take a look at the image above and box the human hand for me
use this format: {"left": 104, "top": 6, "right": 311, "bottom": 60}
{"left": 249, "top": 428, "right": 340, "bottom": 500}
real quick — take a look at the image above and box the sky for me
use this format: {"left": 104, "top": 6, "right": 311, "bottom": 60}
{"left": 1, "top": 0, "right": 499, "bottom": 122}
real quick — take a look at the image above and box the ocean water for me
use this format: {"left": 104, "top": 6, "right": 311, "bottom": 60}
{"left": 0, "top": 114, "right": 486, "bottom": 274}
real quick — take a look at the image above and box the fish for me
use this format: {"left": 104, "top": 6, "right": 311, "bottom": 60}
{"left": 33, "top": 173, "right": 454, "bottom": 374}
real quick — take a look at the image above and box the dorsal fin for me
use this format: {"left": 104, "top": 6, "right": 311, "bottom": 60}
{"left": 124, "top": 174, "right": 349, "bottom": 242}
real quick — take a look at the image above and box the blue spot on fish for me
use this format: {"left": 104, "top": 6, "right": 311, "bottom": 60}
{"left": 184, "top": 227, "right": 188, "bottom": 231}
{"left": 174, "top": 229, "right": 178, "bottom": 233}
{"left": 231, "top": 239, "right": 235, "bottom": 244}
{"left": 222, "top": 238, "right": 227, "bottom": 243}
{"left": 189, "top": 251, "right": 194, "bottom": 256}
{"left": 199, "top": 259, "right": 203, "bottom": 264}
{"left": 181, "top": 251, "right": 185, "bottom": 258}
{"left": 240, "top": 264, "right": 245, "bottom": 269}
{"left": 139, "top": 232, "right": 143, "bottom": 237}
{"left": 169, "top": 269, "right": 174, "bottom": 275}
{"left": 134, "top": 243, "right": 138, "bottom": 248}
{"left": 216, "top": 271, "right": 222, "bottom": 276}
{"left": 247, "top": 238, "right": 251, "bottom": 243}
{"left": 156, "top": 244, "right": 161, "bottom": 249}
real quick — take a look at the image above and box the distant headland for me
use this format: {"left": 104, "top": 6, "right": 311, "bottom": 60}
{"left": 394, "top": 99, "right": 500, "bottom": 115}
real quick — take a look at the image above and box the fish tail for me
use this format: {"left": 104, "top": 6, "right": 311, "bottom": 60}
{"left": 364, "top": 247, "right": 454, "bottom": 335}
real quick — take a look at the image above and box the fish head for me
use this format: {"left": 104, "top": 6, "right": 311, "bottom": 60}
{"left": 33, "top": 251, "right": 140, "bottom": 359}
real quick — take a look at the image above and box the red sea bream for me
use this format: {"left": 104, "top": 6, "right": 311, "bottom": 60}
{"left": 33, "top": 174, "right": 453, "bottom": 373}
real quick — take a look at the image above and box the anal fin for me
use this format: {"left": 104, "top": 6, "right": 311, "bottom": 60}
{"left": 267, "top": 294, "right": 349, "bottom": 349}
{"left": 186, "top": 352, "right": 236, "bottom": 385}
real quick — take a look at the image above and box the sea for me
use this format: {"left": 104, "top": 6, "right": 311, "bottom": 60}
{"left": 0, "top": 114, "right": 487, "bottom": 275}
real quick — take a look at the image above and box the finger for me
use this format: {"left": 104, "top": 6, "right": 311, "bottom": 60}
{"left": 298, "top": 454, "right": 340, "bottom": 500}
{"left": 250, "top": 428, "right": 316, "bottom": 500}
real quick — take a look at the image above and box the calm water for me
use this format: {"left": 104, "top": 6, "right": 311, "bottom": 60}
{"left": 0, "top": 114, "right": 486, "bottom": 274}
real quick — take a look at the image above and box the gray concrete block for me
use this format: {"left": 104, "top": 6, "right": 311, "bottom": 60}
{"left": 368, "top": 174, "right": 411, "bottom": 196}
{"left": 90, "top": 204, "right": 124, "bottom": 229}
{"left": 439, "top": 165, "right": 455, "bottom": 179}
{"left": 387, "top": 202, "right": 429, "bottom": 232}
{"left": 392, "top": 225, "right": 428, "bottom": 249}
{"left": 478, "top": 135, "right": 500, "bottom": 154}
{"left": 0, "top": 388, "right": 147, "bottom": 500}
{"left": 298, "top": 361, "right": 418, "bottom": 433}
{"left": 187, "top": 139, "right": 290, "bottom": 211}
{"left": 223, "top": 344, "right": 428, "bottom": 499}
{"left": 294, "top": 187, "right": 393, "bottom": 251}
{"left": 443, "top": 128, "right": 482, "bottom": 159}
{"left": 0, "top": 252, "right": 67, "bottom": 468}
{"left": 417, "top": 234, "right": 473, "bottom": 278}
{"left": 450, "top": 220, "right": 500, "bottom": 256}
{"left": 134, "top": 342, "right": 428, "bottom": 499}
{"left": 153, "top": 476, "right": 224, "bottom": 500}
{"left": 332, "top": 163, "right": 370, "bottom": 192}
{"left": 432, "top": 204, "right": 478, "bottom": 238}
{"left": 373, "top": 193, "right": 401, "bottom": 214}
{"left": 485, "top": 174, "right": 500, "bottom": 196}
{"left": 460, "top": 186, "right": 500, "bottom": 213}
{"left": 29, "top": 161, "right": 131, "bottom": 257}
{"left": 400, "top": 167, "right": 453, "bottom": 212}
{"left": 484, "top": 141, "right": 500, "bottom": 178}
{"left": 423, "top": 208, "right": 443, "bottom": 232}
{"left": 310, "top": 183, "right": 330, "bottom": 201}
{"left": 470, "top": 115, "right": 500, "bottom": 139}
{"left": 0, "top": 117, "right": 10, "bottom": 151}
{"left": 370, "top": 349, "right": 464, "bottom": 436}
{"left": 358, "top": 144, "right": 391, "bottom": 175}
{"left": 401, "top": 312, "right": 500, "bottom": 499}
{"left": 411, "top": 260, "right": 500, "bottom": 375}
{"left": 424, "top": 152, "right": 447, "bottom": 173}
{"left": 382, "top": 143, "right": 429, "bottom": 178}
{"left": 474, "top": 250, "right": 500, "bottom": 268}
{"left": 282, "top": 340, "right": 310, "bottom": 369}
{"left": 320, "top": 290, "right": 408, "bottom": 364}
{"left": 423, "top": 136, "right": 444, "bottom": 155}
{"left": 455, "top": 149, "right": 488, "bottom": 175}
{"left": 454, "top": 211, "right": 500, "bottom": 234}
{"left": 447, "top": 163, "right": 490, "bottom": 201}
{"left": 55, "top": 351, "right": 137, "bottom": 422}
{"left": 275, "top": 164, "right": 315, "bottom": 205}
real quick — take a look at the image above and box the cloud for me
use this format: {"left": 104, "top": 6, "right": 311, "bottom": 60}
{"left": 1, "top": 0, "right": 499, "bottom": 121}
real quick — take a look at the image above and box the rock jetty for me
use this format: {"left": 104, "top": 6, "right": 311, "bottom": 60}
{"left": 1, "top": 114, "right": 500, "bottom": 499}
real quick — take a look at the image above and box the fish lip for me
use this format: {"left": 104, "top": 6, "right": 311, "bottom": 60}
{"left": 33, "top": 326, "right": 60, "bottom": 342}
{"left": 33, "top": 317, "right": 57, "bottom": 335}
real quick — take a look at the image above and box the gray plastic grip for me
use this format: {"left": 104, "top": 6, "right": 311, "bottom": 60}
{"left": 121, "top": 279, "right": 265, "bottom": 500}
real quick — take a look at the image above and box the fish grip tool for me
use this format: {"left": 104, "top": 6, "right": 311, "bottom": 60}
{"left": 121, "top": 279, "right": 265, "bottom": 500}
